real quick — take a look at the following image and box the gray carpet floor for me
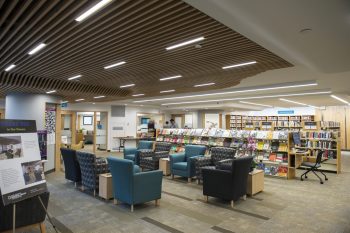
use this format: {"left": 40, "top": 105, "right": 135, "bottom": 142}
{"left": 23, "top": 151, "right": 350, "bottom": 233}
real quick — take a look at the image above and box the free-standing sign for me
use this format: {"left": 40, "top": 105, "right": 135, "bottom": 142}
{"left": 0, "top": 119, "right": 47, "bottom": 205}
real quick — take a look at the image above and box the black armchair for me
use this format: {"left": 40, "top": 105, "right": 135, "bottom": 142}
{"left": 139, "top": 142, "right": 172, "bottom": 170}
{"left": 60, "top": 148, "right": 82, "bottom": 187}
{"left": 202, "top": 156, "right": 253, "bottom": 207}
{"left": 194, "top": 147, "right": 235, "bottom": 184}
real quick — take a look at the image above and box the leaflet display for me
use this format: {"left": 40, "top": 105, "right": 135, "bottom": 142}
{"left": 0, "top": 119, "right": 47, "bottom": 205}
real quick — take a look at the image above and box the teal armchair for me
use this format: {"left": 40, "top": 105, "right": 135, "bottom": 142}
{"left": 107, "top": 157, "right": 162, "bottom": 212}
{"left": 123, "top": 141, "right": 153, "bottom": 165}
{"left": 170, "top": 145, "right": 207, "bottom": 182}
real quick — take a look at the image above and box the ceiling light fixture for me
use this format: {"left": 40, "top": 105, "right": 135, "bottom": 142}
{"left": 94, "top": 96, "right": 105, "bottom": 99}
{"left": 239, "top": 101, "right": 272, "bottom": 108}
{"left": 75, "top": 99, "right": 85, "bottom": 102}
{"left": 75, "top": 0, "right": 112, "bottom": 22}
{"left": 160, "top": 90, "right": 175, "bottom": 93}
{"left": 120, "top": 84, "right": 135, "bottom": 88}
{"left": 194, "top": 82, "right": 215, "bottom": 87}
{"left": 132, "top": 94, "right": 145, "bottom": 97}
{"left": 134, "top": 81, "right": 318, "bottom": 103}
{"left": 104, "top": 61, "right": 126, "bottom": 69}
{"left": 166, "top": 37, "right": 205, "bottom": 50}
{"left": 68, "top": 75, "right": 82, "bottom": 80}
{"left": 222, "top": 61, "right": 257, "bottom": 69}
{"left": 330, "top": 95, "right": 350, "bottom": 105}
{"left": 160, "top": 91, "right": 331, "bottom": 106}
{"left": 4, "top": 64, "right": 16, "bottom": 72}
{"left": 279, "top": 98, "right": 320, "bottom": 108}
{"left": 159, "top": 75, "right": 182, "bottom": 81}
{"left": 46, "top": 90, "right": 56, "bottom": 94}
{"left": 28, "top": 43, "right": 46, "bottom": 55}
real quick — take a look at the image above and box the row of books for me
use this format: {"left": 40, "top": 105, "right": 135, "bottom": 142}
{"left": 320, "top": 121, "right": 340, "bottom": 128}
{"left": 255, "top": 151, "right": 288, "bottom": 162}
{"left": 276, "top": 121, "right": 302, "bottom": 127}
{"left": 159, "top": 128, "right": 289, "bottom": 140}
{"left": 301, "top": 131, "right": 337, "bottom": 139}
{"left": 309, "top": 149, "right": 337, "bottom": 159}
{"left": 300, "top": 141, "right": 335, "bottom": 150}
{"left": 256, "top": 141, "right": 288, "bottom": 152}
{"left": 256, "top": 163, "right": 288, "bottom": 177}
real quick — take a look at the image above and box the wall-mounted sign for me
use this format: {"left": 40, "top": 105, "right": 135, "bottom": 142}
{"left": 61, "top": 102, "right": 68, "bottom": 108}
{"left": 278, "top": 110, "right": 295, "bottom": 115}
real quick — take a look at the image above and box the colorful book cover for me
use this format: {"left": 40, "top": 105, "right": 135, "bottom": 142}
{"left": 208, "top": 128, "right": 217, "bottom": 137}
{"left": 222, "top": 130, "right": 231, "bottom": 137}
{"left": 201, "top": 128, "right": 209, "bottom": 136}
{"left": 269, "top": 153, "right": 277, "bottom": 162}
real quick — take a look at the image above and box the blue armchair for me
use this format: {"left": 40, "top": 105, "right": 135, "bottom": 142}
{"left": 170, "top": 145, "right": 207, "bottom": 182}
{"left": 107, "top": 157, "right": 162, "bottom": 212}
{"left": 123, "top": 141, "right": 154, "bottom": 165}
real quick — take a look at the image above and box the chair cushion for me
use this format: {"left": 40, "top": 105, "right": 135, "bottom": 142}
{"left": 134, "top": 165, "right": 141, "bottom": 173}
{"left": 172, "top": 162, "right": 187, "bottom": 171}
{"left": 302, "top": 162, "right": 321, "bottom": 168}
{"left": 125, "top": 154, "right": 135, "bottom": 161}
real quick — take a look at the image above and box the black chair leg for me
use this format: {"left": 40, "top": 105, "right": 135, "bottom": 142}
{"left": 301, "top": 169, "right": 311, "bottom": 180}
{"left": 311, "top": 170, "right": 324, "bottom": 184}
{"left": 318, "top": 170, "right": 328, "bottom": 181}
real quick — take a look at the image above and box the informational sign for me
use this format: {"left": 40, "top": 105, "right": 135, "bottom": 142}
{"left": 278, "top": 110, "right": 295, "bottom": 115}
{"left": 61, "top": 102, "right": 68, "bottom": 108}
{"left": 0, "top": 120, "right": 47, "bottom": 205}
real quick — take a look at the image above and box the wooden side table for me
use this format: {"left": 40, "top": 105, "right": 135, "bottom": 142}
{"left": 247, "top": 169, "right": 264, "bottom": 196}
{"left": 159, "top": 158, "right": 170, "bottom": 176}
{"left": 99, "top": 173, "right": 113, "bottom": 200}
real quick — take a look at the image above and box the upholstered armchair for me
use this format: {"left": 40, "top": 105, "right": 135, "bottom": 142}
{"left": 139, "top": 142, "right": 172, "bottom": 170}
{"left": 60, "top": 148, "right": 82, "bottom": 187}
{"left": 194, "top": 147, "right": 236, "bottom": 184}
{"left": 123, "top": 141, "right": 154, "bottom": 165}
{"left": 107, "top": 157, "right": 162, "bottom": 212}
{"left": 76, "top": 151, "right": 109, "bottom": 196}
{"left": 202, "top": 156, "right": 253, "bottom": 208}
{"left": 169, "top": 145, "right": 206, "bottom": 182}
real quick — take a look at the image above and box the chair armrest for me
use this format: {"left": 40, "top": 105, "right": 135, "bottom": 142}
{"left": 188, "top": 155, "right": 204, "bottom": 177}
{"left": 133, "top": 171, "right": 163, "bottom": 203}
{"left": 193, "top": 157, "right": 212, "bottom": 177}
{"left": 124, "top": 148, "right": 137, "bottom": 156}
{"left": 139, "top": 149, "right": 155, "bottom": 158}
{"left": 154, "top": 151, "right": 169, "bottom": 160}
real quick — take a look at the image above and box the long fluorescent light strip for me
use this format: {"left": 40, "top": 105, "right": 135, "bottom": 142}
{"left": 160, "top": 90, "right": 175, "bottom": 93}
{"left": 94, "top": 96, "right": 105, "bottom": 99}
{"left": 75, "top": 99, "right": 85, "bottom": 102}
{"left": 159, "top": 75, "right": 182, "bottom": 81}
{"left": 75, "top": 0, "right": 112, "bottom": 22}
{"left": 166, "top": 37, "right": 205, "bottom": 50}
{"left": 104, "top": 61, "right": 126, "bottom": 69}
{"left": 132, "top": 94, "right": 144, "bottom": 97}
{"left": 68, "top": 75, "right": 82, "bottom": 80}
{"left": 134, "top": 81, "right": 318, "bottom": 103}
{"left": 330, "top": 95, "right": 350, "bottom": 105}
{"left": 160, "top": 91, "right": 331, "bottom": 106}
{"left": 46, "top": 90, "right": 56, "bottom": 94}
{"left": 194, "top": 82, "right": 215, "bottom": 87}
{"left": 239, "top": 101, "right": 272, "bottom": 108}
{"left": 222, "top": 61, "right": 257, "bottom": 69}
{"left": 120, "top": 84, "right": 135, "bottom": 88}
{"left": 280, "top": 98, "right": 320, "bottom": 109}
{"left": 28, "top": 43, "right": 46, "bottom": 55}
{"left": 5, "top": 64, "right": 16, "bottom": 72}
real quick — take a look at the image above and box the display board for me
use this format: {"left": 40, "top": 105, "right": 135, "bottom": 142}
{"left": 0, "top": 120, "right": 47, "bottom": 205}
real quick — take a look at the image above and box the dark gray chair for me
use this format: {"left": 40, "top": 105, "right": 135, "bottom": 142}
{"left": 301, "top": 151, "right": 328, "bottom": 184}
{"left": 60, "top": 148, "right": 81, "bottom": 187}
{"left": 139, "top": 142, "right": 172, "bottom": 170}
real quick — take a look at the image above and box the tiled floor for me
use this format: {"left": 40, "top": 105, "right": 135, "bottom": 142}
{"left": 28, "top": 152, "right": 350, "bottom": 233}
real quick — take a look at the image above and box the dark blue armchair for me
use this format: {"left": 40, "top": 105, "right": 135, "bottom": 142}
{"left": 170, "top": 145, "right": 207, "bottom": 182}
{"left": 107, "top": 157, "right": 162, "bottom": 212}
{"left": 60, "top": 148, "right": 81, "bottom": 187}
{"left": 123, "top": 141, "right": 154, "bottom": 165}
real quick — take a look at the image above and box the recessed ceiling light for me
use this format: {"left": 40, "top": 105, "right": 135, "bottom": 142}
{"left": 92, "top": 103, "right": 96, "bottom": 104}
{"left": 75, "top": 99, "right": 84, "bottom": 102}
{"left": 104, "top": 61, "right": 126, "bottom": 69}
{"left": 120, "top": 84, "right": 135, "bottom": 88}
{"left": 46, "top": 90, "right": 56, "bottom": 94}
{"left": 194, "top": 82, "right": 215, "bottom": 87}
{"left": 222, "top": 61, "right": 257, "bottom": 69}
{"left": 4, "top": 64, "right": 16, "bottom": 72}
{"left": 139, "top": 105, "right": 144, "bottom": 107}
{"left": 75, "top": 0, "right": 112, "bottom": 22}
{"left": 160, "top": 91, "right": 331, "bottom": 106}
{"left": 159, "top": 75, "right": 182, "bottom": 81}
{"left": 160, "top": 90, "right": 175, "bottom": 93}
{"left": 132, "top": 94, "right": 144, "bottom": 97}
{"left": 68, "top": 75, "right": 82, "bottom": 80}
{"left": 94, "top": 95, "right": 105, "bottom": 99}
{"left": 239, "top": 101, "right": 272, "bottom": 108}
{"left": 279, "top": 98, "right": 319, "bottom": 108}
{"left": 166, "top": 37, "right": 205, "bottom": 50}
{"left": 133, "top": 81, "right": 318, "bottom": 103}
{"left": 330, "top": 95, "right": 350, "bottom": 105}
{"left": 28, "top": 43, "right": 46, "bottom": 55}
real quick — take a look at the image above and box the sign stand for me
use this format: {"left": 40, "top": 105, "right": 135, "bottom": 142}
{"left": 12, "top": 203, "right": 15, "bottom": 233}
{"left": 38, "top": 195, "right": 58, "bottom": 233}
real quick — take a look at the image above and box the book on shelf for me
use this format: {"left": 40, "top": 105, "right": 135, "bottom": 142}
{"left": 194, "top": 129, "right": 203, "bottom": 136}
{"left": 208, "top": 128, "right": 217, "bottom": 137}
{"left": 201, "top": 128, "right": 209, "bottom": 136}
{"left": 214, "top": 129, "right": 225, "bottom": 137}
{"left": 271, "top": 141, "right": 279, "bottom": 151}
{"left": 263, "top": 142, "right": 270, "bottom": 150}
{"left": 257, "top": 141, "right": 264, "bottom": 150}
{"left": 222, "top": 130, "right": 231, "bottom": 137}
{"left": 269, "top": 153, "right": 277, "bottom": 162}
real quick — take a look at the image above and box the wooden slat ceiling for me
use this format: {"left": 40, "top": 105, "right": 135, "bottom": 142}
{"left": 0, "top": 0, "right": 292, "bottom": 102}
